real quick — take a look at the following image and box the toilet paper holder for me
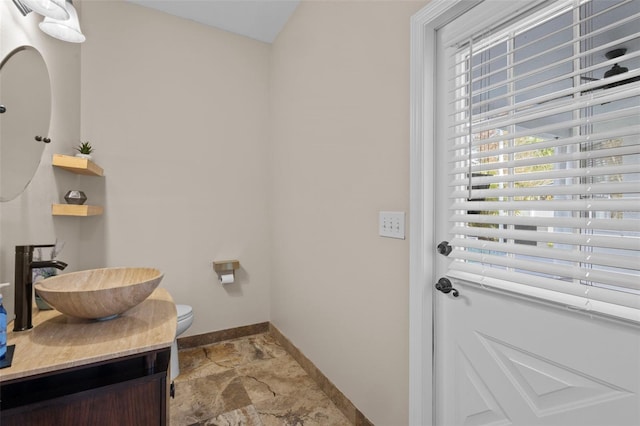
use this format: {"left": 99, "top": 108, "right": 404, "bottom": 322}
{"left": 213, "top": 259, "right": 240, "bottom": 284}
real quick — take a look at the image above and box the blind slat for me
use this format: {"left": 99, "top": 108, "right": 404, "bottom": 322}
{"left": 451, "top": 144, "right": 640, "bottom": 174}
{"left": 450, "top": 225, "right": 640, "bottom": 251}
{"left": 450, "top": 250, "right": 639, "bottom": 290}
{"left": 450, "top": 237, "right": 638, "bottom": 270}
{"left": 449, "top": 106, "right": 640, "bottom": 150}
{"left": 451, "top": 182, "right": 640, "bottom": 199}
{"left": 450, "top": 214, "right": 640, "bottom": 233}
{"left": 451, "top": 199, "right": 639, "bottom": 213}
{"left": 450, "top": 164, "right": 639, "bottom": 187}
{"left": 450, "top": 93, "right": 640, "bottom": 140}
{"left": 451, "top": 127, "right": 639, "bottom": 162}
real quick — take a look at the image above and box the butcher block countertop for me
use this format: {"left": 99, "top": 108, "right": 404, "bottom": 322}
{"left": 1, "top": 288, "right": 176, "bottom": 383}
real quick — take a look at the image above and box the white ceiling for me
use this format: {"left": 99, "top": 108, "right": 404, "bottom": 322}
{"left": 127, "top": 0, "right": 300, "bottom": 43}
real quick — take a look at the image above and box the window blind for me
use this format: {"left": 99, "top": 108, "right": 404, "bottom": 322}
{"left": 445, "top": 0, "right": 640, "bottom": 309}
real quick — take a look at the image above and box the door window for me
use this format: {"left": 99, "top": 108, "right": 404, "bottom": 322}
{"left": 445, "top": 0, "right": 639, "bottom": 307}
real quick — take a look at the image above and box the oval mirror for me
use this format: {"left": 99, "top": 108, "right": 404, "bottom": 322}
{"left": 0, "top": 46, "right": 52, "bottom": 202}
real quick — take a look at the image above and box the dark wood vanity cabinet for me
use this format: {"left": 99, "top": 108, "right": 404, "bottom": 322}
{"left": 0, "top": 348, "right": 170, "bottom": 426}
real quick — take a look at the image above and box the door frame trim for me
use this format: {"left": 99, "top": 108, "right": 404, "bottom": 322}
{"left": 409, "top": 1, "right": 481, "bottom": 424}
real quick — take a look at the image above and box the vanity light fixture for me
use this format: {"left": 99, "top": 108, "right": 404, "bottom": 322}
{"left": 12, "top": 0, "right": 85, "bottom": 43}
{"left": 38, "top": 0, "right": 86, "bottom": 43}
{"left": 11, "top": 0, "right": 32, "bottom": 16}
{"left": 16, "top": 0, "right": 69, "bottom": 20}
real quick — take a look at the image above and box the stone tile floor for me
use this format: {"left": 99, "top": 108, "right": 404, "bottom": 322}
{"left": 170, "top": 332, "right": 352, "bottom": 425}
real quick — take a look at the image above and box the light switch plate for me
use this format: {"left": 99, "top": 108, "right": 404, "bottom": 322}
{"left": 379, "top": 211, "right": 405, "bottom": 239}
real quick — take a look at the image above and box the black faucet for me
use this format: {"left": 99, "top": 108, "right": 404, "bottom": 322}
{"left": 13, "top": 245, "right": 68, "bottom": 332}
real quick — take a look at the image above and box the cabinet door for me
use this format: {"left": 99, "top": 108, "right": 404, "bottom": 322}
{"left": 1, "top": 373, "right": 166, "bottom": 426}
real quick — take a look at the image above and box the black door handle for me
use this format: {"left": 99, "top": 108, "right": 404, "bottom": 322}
{"left": 435, "top": 277, "right": 459, "bottom": 297}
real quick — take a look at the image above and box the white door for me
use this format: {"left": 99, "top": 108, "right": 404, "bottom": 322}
{"left": 431, "top": 1, "right": 640, "bottom": 425}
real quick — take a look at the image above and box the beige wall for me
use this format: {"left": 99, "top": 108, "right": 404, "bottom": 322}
{"left": 270, "top": 1, "right": 425, "bottom": 424}
{"left": 79, "top": 1, "right": 272, "bottom": 335}
{"left": 0, "top": 0, "right": 82, "bottom": 320}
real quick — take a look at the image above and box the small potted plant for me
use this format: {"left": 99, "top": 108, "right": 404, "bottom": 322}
{"left": 75, "top": 141, "right": 94, "bottom": 160}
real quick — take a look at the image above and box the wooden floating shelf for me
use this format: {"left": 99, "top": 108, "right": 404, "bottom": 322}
{"left": 52, "top": 154, "right": 104, "bottom": 177}
{"left": 52, "top": 204, "right": 104, "bottom": 217}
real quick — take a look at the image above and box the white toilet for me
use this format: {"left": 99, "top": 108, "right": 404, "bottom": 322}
{"left": 170, "top": 304, "right": 194, "bottom": 381}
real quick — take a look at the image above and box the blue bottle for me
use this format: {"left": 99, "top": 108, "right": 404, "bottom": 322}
{"left": 0, "top": 291, "right": 7, "bottom": 360}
